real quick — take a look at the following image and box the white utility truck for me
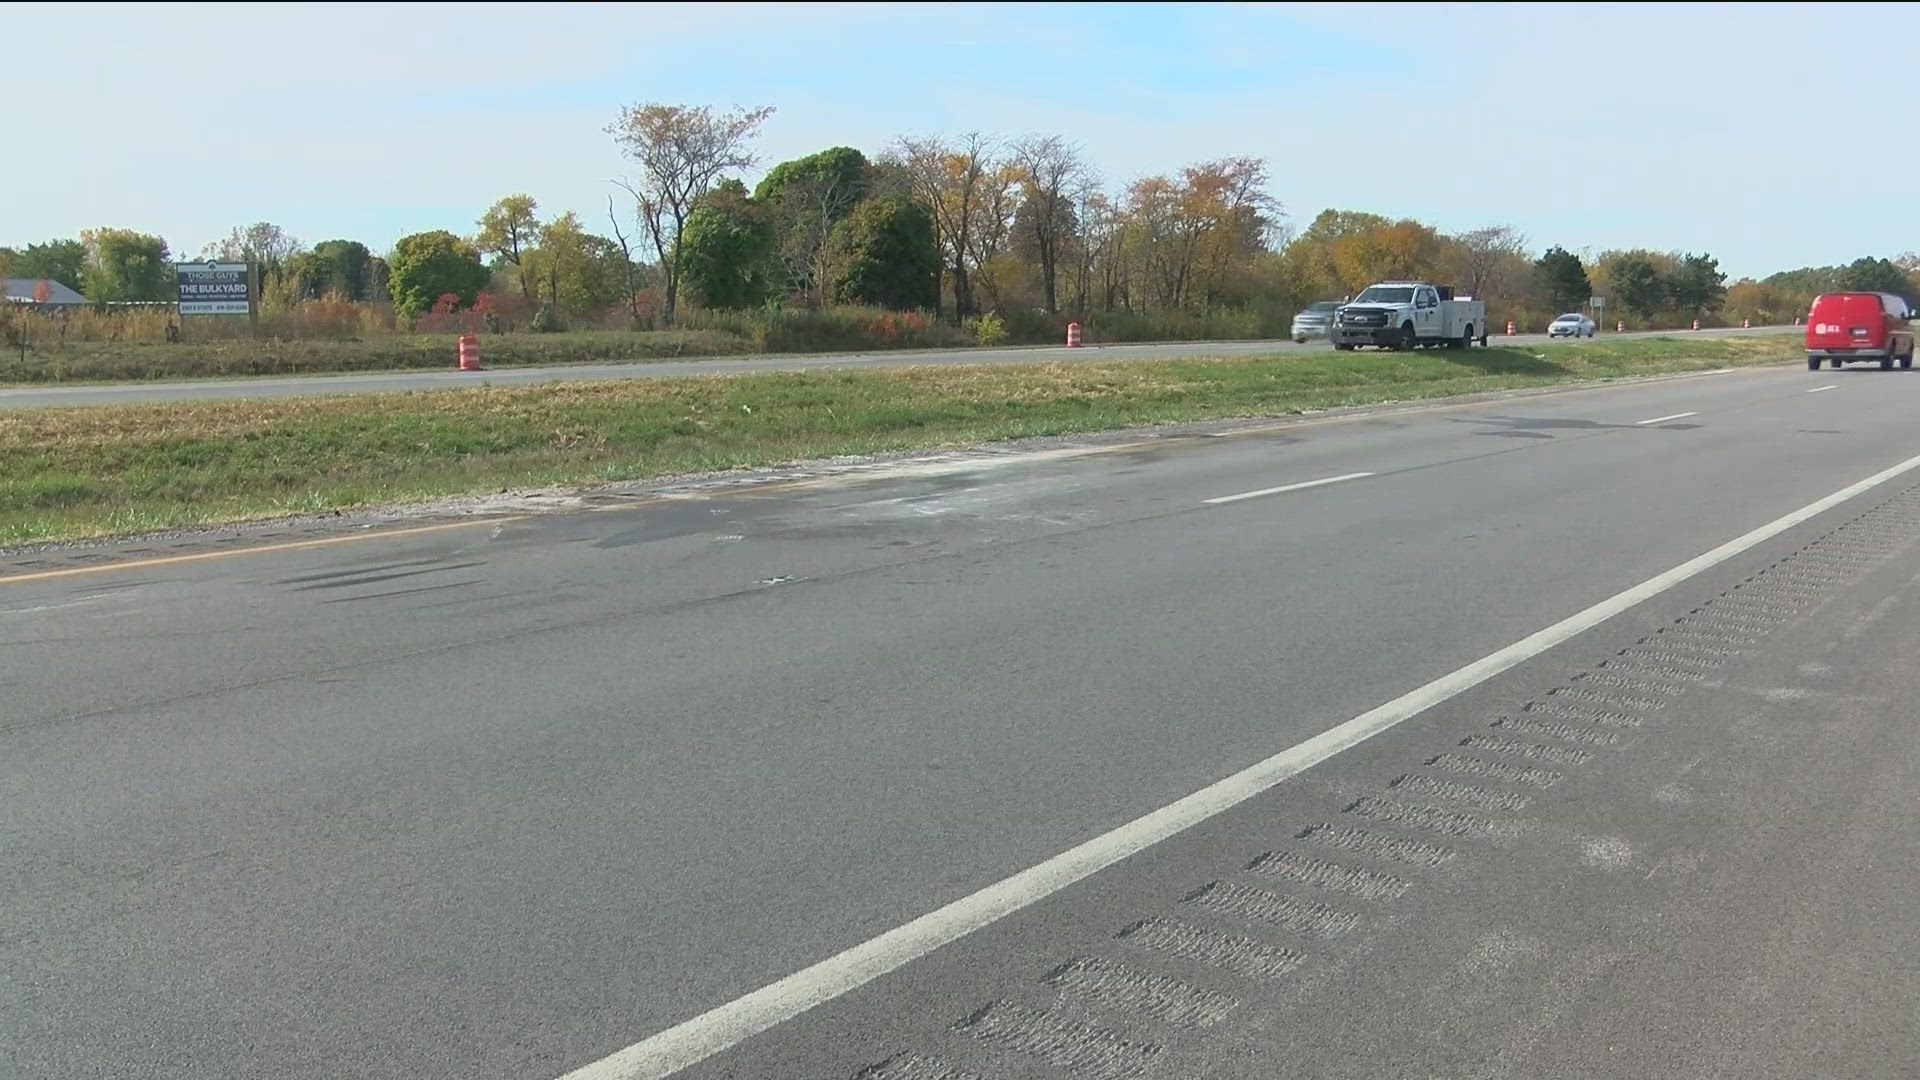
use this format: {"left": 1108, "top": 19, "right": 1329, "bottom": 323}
{"left": 1331, "top": 281, "right": 1488, "bottom": 351}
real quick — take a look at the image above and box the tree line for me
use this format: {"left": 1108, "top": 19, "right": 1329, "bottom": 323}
{"left": 7, "top": 101, "right": 1917, "bottom": 336}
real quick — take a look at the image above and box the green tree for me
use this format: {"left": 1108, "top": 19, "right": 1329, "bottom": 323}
{"left": 828, "top": 193, "right": 939, "bottom": 309}
{"left": 754, "top": 146, "right": 869, "bottom": 215}
{"left": 757, "top": 147, "right": 872, "bottom": 305}
{"left": 476, "top": 194, "right": 541, "bottom": 299}
{"left": 315, "top": 239, "right": 374, "bottom": 300}
{"left": 287, "top": 239, "right": 376, "bottom": 301}
{"left": 522, "top": 212, "right": 628, "bottom": 314}
{"left": 387, "top": 230, "right": 489, "bottom": 316}
{"left": 1535, "top": 246, "right": 1591, "bottom": 312}
{"left": 679, "top": 181, "right": 776, "bottom": 309}
{"left": 1837, "top": 256, "right": 1911, "bottom": 300}
{"left": 8, "top": 240, "right": 88, "bottom": 292}
{"left": 1667, "top": 252, "right": 1726, "bottom": 316}
{"left": 1610, "top": 254, "right": 1666, "bottom": 319}
{"left": 80, "top": 228, "right": 173, "bottom": 301}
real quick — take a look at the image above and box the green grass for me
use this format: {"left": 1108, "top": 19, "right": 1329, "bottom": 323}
{"left": 0, "top": 334, "right": 1801, "bottom": 545}
{"left": 0, "top": 305, "right": 1308, "bottom": 384}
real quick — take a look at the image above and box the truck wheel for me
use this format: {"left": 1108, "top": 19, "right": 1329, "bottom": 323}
{"left": 1398, "top": 323, "right": 1417, "bottom": 351}
{"left": 1808, "top": 355, "right": 1821, "bottom": 371}
{"left": 1456, "top": 325, "right": 1474, "bottom": 349}
{"left": 1333, "top": 342, "right": 1355, "bottom": 351}
{"left": 1881, "top": 354, "right": 1894, "bottom": 370}
{"left": 1832, "top": 357, "right": 1846, "bottom": 369}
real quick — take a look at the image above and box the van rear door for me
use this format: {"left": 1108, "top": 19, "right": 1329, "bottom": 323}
{"left": 1807, "top": 293, "right": 1887, "bottom": 352}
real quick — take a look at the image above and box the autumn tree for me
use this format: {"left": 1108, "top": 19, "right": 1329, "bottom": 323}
{"left": 1010, "top": 135, "right": 1086, "bottom": 314}
{"left": 1122, "top": 175, "right": 1191, "bottom": 307}
{"left": 205, "top": 222, "right": 302, "bottom": 280}
{"left": 476, "top": 194, "right": 541, "bottom": 299}
{"left": 1279, "top": 210, "right": 1392, "bottom": 299}
{"left": 608, "top": 102, "right": 774, "bottom": 325}
{"left": 387, "top": 230, "right": 489, "bottom": 317}
{"left": 1449, "top": 225, "right": 1528, "bottom": 300}
{"left": 523, "top": 215, "right": 626, "bottom": 316}
{"left": 892, "top": 133, "right": 991, "bottom": 317}
{"left": 604, "top": 195, "right": 645, "bottom": 328}
{"left": 1079, "top": 190, "right": 1130, "bottom": 311}
{"left": 1328, "top": 218, "right": 1446, "bottom": 294}
{"left": 1180, "top": 157, "right": 1279, "bottom": 306}
{"left": 80, "top": 228, "right": 173, "bottom": 301}
{"left": 966, "top": 161, "right": 1023, "bottom": 311}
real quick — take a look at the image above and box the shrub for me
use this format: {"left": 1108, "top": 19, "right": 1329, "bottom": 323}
{"left": 970, "top": 312, "right": 1009, "bottom": 346}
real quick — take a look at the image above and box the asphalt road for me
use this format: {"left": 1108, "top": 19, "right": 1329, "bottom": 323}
{"left": 0, "top": 325, "right": 1794, "bottom": 408}
{"left": 5, "top": 360, "right": 1918, "bottom": 1080}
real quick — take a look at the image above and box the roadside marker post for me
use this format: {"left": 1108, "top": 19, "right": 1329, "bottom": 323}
{"left": 1505, "top": 320, "right": 1515, "bottom": 335}
{"left": 458, "top": 334, "right": 482, "bottom": 371}
{"left": 1743, "top": 317, "right": 1751, "bottom": 328}
{"left": 1692, "top": 319, "right": 1701, "bottom": 331}
{"left": 1617, "top": 320, "right": 1624, "bottom": 332}
{"left": 1066, "top": 322, "right": 1082, "bottom": 348}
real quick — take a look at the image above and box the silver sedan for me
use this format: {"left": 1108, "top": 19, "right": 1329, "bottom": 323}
{"left": 1548, "top": 313, "right": 1597, "bottom": 338}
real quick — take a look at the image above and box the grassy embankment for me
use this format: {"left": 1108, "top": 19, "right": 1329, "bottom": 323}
{"left": 0, "top": 305, "right": 1301, "bottom": 383}
{"left": 0, "top": 334, "right": 1799, "bottom": 546}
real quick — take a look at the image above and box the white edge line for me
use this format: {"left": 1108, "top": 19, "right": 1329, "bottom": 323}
{"left": 1808, "top": 385, "right": 1839, "bottom": 393}
{"left": 555, "top": 447, "right": 1920, "bottom": 1080}
{"left": 1635, "top": 411, "right": 1699, "bottom": 426}
{"left": 1203, "top": 471, "right": 1376, "bottom": 504}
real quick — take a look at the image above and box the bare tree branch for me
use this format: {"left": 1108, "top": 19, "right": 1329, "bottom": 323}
{"left": 606, "top": 103, "right": 774, "bottom": 325}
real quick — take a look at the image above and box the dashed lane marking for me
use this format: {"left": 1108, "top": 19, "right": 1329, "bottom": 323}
{"left": 552, "top": 447, "right": 1920, "bottom": 1080}
{"left": 1203, "top": 472, "right": 1375, "bottom": 505}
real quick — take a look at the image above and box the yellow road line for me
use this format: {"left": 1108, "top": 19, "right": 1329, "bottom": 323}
{"left": 0, "top": 517, "right": 525, "bottom": 587}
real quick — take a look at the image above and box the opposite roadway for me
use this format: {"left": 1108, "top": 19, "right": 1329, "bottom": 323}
{"left": 0, "top": 325, "right": 1789, "bottom": 408}
{"left": 5, "top": 357, "right": 1917, "bottom": 1079}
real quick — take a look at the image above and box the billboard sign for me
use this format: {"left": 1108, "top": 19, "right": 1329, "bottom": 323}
{"left": 176, "top": 261, "right": 251, "bottom": 314}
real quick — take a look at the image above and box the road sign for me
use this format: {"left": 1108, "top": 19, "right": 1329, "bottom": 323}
{"left": 1590, "top": 295, "right": 1607, "bottom": 310}
{"left": 176, "top": 261, "right": 251, "bottom": 314}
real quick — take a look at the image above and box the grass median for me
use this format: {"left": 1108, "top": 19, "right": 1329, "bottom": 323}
{"left": 0, "top": 334, "right": 1800, "bottom": 546}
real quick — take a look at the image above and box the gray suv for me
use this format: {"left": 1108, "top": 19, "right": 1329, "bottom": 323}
{"left": 1291, "top": 300, "right": 1340, "bottom": 343}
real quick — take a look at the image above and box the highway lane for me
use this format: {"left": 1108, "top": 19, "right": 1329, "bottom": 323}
{"left": 4, "top": 362, "right": 1918, "bottom": 1079}
{"left": 0, "top": 325, "right": 1794, "bottom": 408}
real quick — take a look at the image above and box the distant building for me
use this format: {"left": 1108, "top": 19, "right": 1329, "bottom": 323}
{"left": 4, "top": 277, "right": 87, "bottom": 306}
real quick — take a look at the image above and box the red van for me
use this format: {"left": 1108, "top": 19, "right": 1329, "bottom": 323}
{"left": 1805, "top": 292, "right": 1914, "bottom": 370}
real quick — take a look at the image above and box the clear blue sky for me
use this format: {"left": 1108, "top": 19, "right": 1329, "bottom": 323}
{"left": 10, "top": 2, "right": 1904, "bottom": 279}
